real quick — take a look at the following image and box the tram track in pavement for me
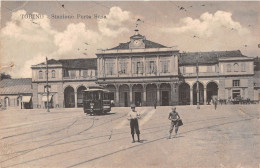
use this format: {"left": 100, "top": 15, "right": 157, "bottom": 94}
{"left": 1, "top": 112, "right": 233, "bottom": 156}
{"left": 0, "top": 111, "right": 237, "bottom": 167}
{"left": 2, "top": 107, "right": 255, "bottom": 167}
{"left": 3, "top": 114, "right": 256, "bottom": 168}
{"left": 0, "top": 111, "right": 129, "bottom": 165}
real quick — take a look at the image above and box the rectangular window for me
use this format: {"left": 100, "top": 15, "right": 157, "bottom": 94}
{"left": 233, "top": 80, "right": 240, "bottom": 87}
{"left": 82, "top": 70, "right": 88, "bottom": 78}
{"left": 39, "top": 71, "right": 43, "bottom": 79}
{"left": 227, "top": 64, "right": 231, "bottom": 72}
{"left": 70, "top": 70, "right": 76, "bottom": 79}
{"left": 44, "top": 85, "right": 51, "bottom": 92}
{"left": 119, "top": 62, "right": 128, "bottom": 74}
{"left": 161, "top": 61, "right": 168, "bottom": 73}
{"left": 232, "top": 90, "right": 240, "bottom": 99}
{"left": 136, "top": 62, "right": 143, "bottom": 74}
{"left": 241, "top": 63, "right": 246, "bottom": 72}
{"left": 149, "top": 61, "right": 155, "bottom": 74}
{"left": 105, "top": 63, "right": 114, "bottom": 75}
{"left": 52, "top": 70, "right": 55, "bottom": 78}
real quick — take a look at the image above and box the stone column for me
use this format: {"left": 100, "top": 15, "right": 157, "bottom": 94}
{"left": 190, "top": 89, "right": 193, "bottom": 105}
{"left": 97, "top": 58, "right": 100, "bottom": 77}
{"left": 116, "top": 84, "right": 120, "bottom": 107}
{"left": 129, "top": 84, "right": 133, "bottom": 105}
{"left": 157, "top": 56, "right": 160, "bottom": 76}
{"left": 116, "top": 57, "right": 118, "bottom": 76}
{"left": 143, "top": 84, "right": 146, "bottom": 106}
{"left": 75, "top": 92, "right": 78, "bottom": 108}
{"left": 157, "top": 83, "right": 160, "bottom": 106}
{"left": 204, "top": 87, "right": 207, "bottom": 105}
{"left": 130, "top": 57, "right": 132, "bottom": 77}
{"left": 143, "top": 57, "right": 146, "bottom": 75}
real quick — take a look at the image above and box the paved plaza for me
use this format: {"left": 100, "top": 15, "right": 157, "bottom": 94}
{"left": 0, "top": 104, "right": 259, "bottom": 168}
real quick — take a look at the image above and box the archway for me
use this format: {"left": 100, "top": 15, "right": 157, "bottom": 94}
{"left": 160, "top": 83, "right": 171, "bottom": 106}
{"left": 132, "top": 84, "right": 143, "bottom": 106}
{"left": 105, "top": 85, "right": 116, "bottom": 106}
{"left": 206, "top": 82, "right": 218, "bottom": 104}
{"left": 77, "top": 86, "right": 86, "bottom": 107}
{"left": 4, "top": 97, "right": 9, "bottom": 107}
{"left": 146, "top": 84, "right": 157, "bottom": 106}
{"left": 119, "top": 84, "right": 129, "bottom": 107}
{"left": 179, "top": 83, "right": 190, "bottom": 105}
{"left": 64, "top": 86, "right": 75, "bottom": 108}
{"left": 193, "top": 82, "right": 204, "bottom": 105}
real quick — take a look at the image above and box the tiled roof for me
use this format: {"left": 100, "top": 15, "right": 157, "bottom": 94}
{"left": 179, "top": 50, "right": 246, "bottom": 65}
{"left": 37, "top": 58, "right": 97, "bottom": 70}
{"left": 0, "top": 78, "right": 32, "bottom": 94}
{"left": 59, "top": 58, "right": 97, "bottom": 70}
{"left": 108, "top": 39, "right": 167, "bottom": 50}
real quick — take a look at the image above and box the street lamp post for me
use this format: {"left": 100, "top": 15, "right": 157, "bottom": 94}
{"left": 46, "top": 57, "right": 50, "bottom": 112}
{"left": 196, "top": 55, "right": 200, "bottom": 109}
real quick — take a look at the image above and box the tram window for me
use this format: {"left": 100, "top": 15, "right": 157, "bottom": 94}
{"left": 104, "top": 93, "right": 109, "bottom": 100}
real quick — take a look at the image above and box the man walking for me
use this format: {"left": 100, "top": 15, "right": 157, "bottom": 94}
{"left": 168, "top": 107, "right": 181, "bottom": 139}
{"left": 127, "top": 104, "right": 141, "bottom": 143}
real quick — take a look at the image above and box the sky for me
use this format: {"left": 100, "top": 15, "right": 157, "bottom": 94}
{"left": 0, "top": 1, "right": 260, "bottom": 78}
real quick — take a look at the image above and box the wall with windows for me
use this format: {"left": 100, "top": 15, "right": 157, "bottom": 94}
{"left": 223, "top": 77, "right": 254, "bottom": 100}
{"left": 32, "top": 66, "right": 63, "bottom": 82}
{"left": 179, "top": 64, "right": 218, "bottom": 76}
{"left": 219, "top": 61, "right": 254, "bottom": 75}
{"left": 99, "top": 54, "right": 178, "bottom": 78}
{"left": 62, "top": 69, "right": 96, "bottom": 79}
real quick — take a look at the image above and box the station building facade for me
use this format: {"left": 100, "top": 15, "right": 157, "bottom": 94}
{"left": 31, "top": 59, "right": 97, "bottom": 109}
{"left": 0, "top": 78, "right": 33, "bottom": 109}
{"left": 30, "top": 32, "right": 258, "bottom": 108}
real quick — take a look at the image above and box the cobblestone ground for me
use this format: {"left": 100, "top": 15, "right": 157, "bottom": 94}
{"left": 0, "top": 104, "right": 259, "bottom": 168}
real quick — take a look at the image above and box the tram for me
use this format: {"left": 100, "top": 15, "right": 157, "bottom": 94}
{"left": 82, "top": 86, "right": 111, "bottom": 115}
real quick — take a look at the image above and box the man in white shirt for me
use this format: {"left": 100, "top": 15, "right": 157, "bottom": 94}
{"left": 127, "top": 104, "right": 141, "bottom": 143}
{"left": 168, "top": 107, "right": 181, "bottom": 139}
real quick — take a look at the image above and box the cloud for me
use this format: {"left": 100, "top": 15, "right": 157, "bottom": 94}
{"left": 161, "top": 10, "right": 259, "bottom": 57}
{"left": 98, "top": 6, "right": 131, "bottom": 37}
{"left": 0, "top": 10, "right": 58, "bottom": 78}
{"left": 0, "top": 7, "right": 133, "bottom": 78}
{"left": 163, "top": 10, "right": 250, "bottom": 37}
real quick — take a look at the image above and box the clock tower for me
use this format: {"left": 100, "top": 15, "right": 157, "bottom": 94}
{"left": 129, "top": 29, "right": 145, "bottom": 49}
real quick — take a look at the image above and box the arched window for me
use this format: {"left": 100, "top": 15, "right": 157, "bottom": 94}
{"left": 39, "top": 70, "right": 43, "bottom": 79}
{"left": 52, "top": 70, "right": 56, "bottom": 78}
{"left": 17, "top": 97, "right": 20, "bottom": 106}
{"left": 4, "top": 97, "right": 10, "bottom": 107}
{"left": 234, "top": 63, "right": 239, "bottom": 72}
{"left": 227, "top": 64, "right": 231, "bottom": 72}
{"left": 241, "top": 63, "right": 246, "bottom": 72}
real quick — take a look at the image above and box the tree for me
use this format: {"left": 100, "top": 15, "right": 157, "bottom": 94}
{"left": 0, "top": 73, "right": 12, "bottom": 80}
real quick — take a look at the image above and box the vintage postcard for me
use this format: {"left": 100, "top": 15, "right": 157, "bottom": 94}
{"left": 0, "top": 1, "right": 259, "bottom": 168}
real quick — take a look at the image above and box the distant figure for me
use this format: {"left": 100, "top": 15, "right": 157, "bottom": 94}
{"left": 214, "top": 97, "right": 218, "bottom": 110}
{"left": 154, "top": 99, "right": 157, "bottom": 109}
{"left": 127, "top": 104, "right": 141, "bottom": 143}
{"left": 168, "top": 107, "right": 181, "bottom": 139}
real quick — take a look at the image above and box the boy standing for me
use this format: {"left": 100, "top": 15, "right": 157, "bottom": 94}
{"left": 127, "top": 104, "right": 141, "bottom": 143}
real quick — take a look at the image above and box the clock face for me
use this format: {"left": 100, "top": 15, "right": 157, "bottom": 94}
{"left": 134, "top": 40, "right": 141, "bottom": 46}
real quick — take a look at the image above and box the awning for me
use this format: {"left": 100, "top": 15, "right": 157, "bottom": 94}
{"left": 42, "top": 95, "right": 53, "bottom": 102}
{"left": 22, "top": 96, "right": 31, "bottom": 103}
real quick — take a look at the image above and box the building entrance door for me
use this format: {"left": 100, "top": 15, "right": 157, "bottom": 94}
{"left": 162, "top": 91, "right": 169, "bottom": 106}
{"left": 124, "top": 92, "right": 128, "bottom": 107}
{"left": 135, "top": 92, "right": 142, "bottom": 106}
